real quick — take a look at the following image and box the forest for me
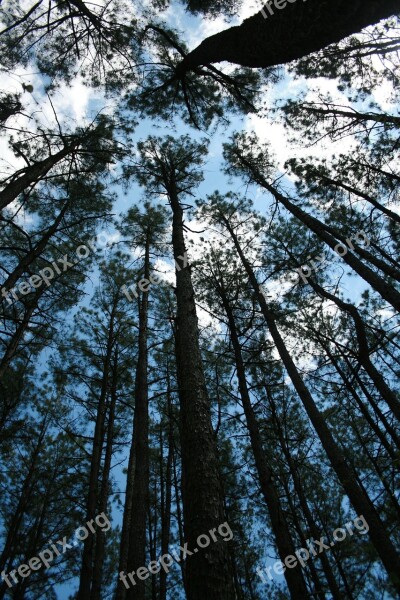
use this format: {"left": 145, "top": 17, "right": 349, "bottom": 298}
{"left": 0, "top": 0, "right": 399, "bottom": 598}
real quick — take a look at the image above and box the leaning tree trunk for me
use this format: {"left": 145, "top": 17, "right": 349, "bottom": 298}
{"left": 177, "top": 0, "right": 399, "bottom": 72}
{"left": 0, "top": 419, "right": 48, "bottom": 600}
{"left": 0, "top": 283, "right": 50, "bottom": 383}
{"left": 1, "top": 199, "right": 70, "bottom": 293}
{"left": 222, "top": 214, "right": 400, "bottom": 592}
{"left": 234, "top": 157, "right": 400, "bottom": 310}
{"left": 314, "top": 333, "right": 399, "bottom": 459}
{"left": 168, "top": 177, "right": 236, "bottom": 600}
{"left": 0, "top": 142, "right": 78, "bottom": 211}
{"left": 307, "top": 277, "right": 400, "bottom": 421}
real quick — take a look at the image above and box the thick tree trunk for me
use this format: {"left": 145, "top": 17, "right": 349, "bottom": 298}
{"left": 222, "top": 215, "right": 400, "bottom": 591}
{"left": 126, "top": 236, "right": 151, "bottom": 600}
{"left": 177, "top": 0, "right": 399, "bottom": 72}
{"left": 218, "top": 278, "right": 308, "bottom": 599}
{"left": 169, "top": 180, "right": 236, "bottom": 600}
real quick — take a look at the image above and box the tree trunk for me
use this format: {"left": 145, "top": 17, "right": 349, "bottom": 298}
{"left": 316, "top": 173, "right": 400, "bottom": 226}
{"left": 314, "top": 333, "right": 399, "bottom": 459}
{"left": 90, "top": 347, "right": 118, "bottom": 600}
{"left": 0, "top": 143, "right": 77, "bottom": 211}
{"left": 168, "top": 179, "right": 236, "bottom": 600}
{"left": 307, "top": 278, "right": 400, "bottom": 422}
{"left": 77, "top": 303, "right": 116, "bottom": 600}
{"left": 232, "top": 156, "right": 400, "bottom": 310}
{"left": 159, "top": 368, "right": 173, "bottom": 600}
{"left": 341, "top": 353, "right": 400, "bottom": 450}
{"left": 126, "top": 235, "right": 151, "bottom": 600}
{"left": 266, "top": 387, "right": 344, "bottom": 600}
{"left": 0, "top": 418, "right": 48, "bottom": 599}
{"left": 218, "top": 276, "right": 308, "bottom": 599}
{"left": 2, "top": 200, "right": 70, "bottom": 293}
{"left": 177, "top": 0, "right": 399, "bottom": 71}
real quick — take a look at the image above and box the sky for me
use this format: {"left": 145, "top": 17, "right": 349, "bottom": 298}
{"left": 1, "top": 1, "right": 399, "bottom": 598}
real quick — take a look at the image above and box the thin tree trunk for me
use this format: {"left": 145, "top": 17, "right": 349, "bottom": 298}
{"left": 314, "top": 334, "right": 399, "bottom": 459}
{"left": 341, "top": 354, "right": 400, "bottom": 450}
{"left": 159, "top": 368, "right": 173, "bottom": 600}
{"left": 2, "top": 200, "right": 70, "bottom": 293}
{"left": 172, "top": 445, "right": 187, "bottom": 594}
{"left": 0, "top": 287, "right": 46, "bottom": 381}
{"left": 218, "top": 276, "right": 308, "bottom": 598}
{"left": 90, "top": 347, "right": 119, "bottom": 600}
{"left": 0, "top": 418, "right": 48, "bottom": 599}
{"left": 348, "top": 416, "right": 400, "bottom": 520}
{"left": 281, "top": 475, "right": 326, "bottom": 599}
{"left": 266, "top": 387, "right": 344, "bottom": 600}
{"left": 316, "top": 173, "right": 400, "bottom": 225}
{"left": 115, "top": 423, "right": 136, "bottom": 600}
{"left": 77, "top": 303, "right": 116, "bottom": 600}
{"left": 307, "top": 278, "right": 400, "bottom": 421}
